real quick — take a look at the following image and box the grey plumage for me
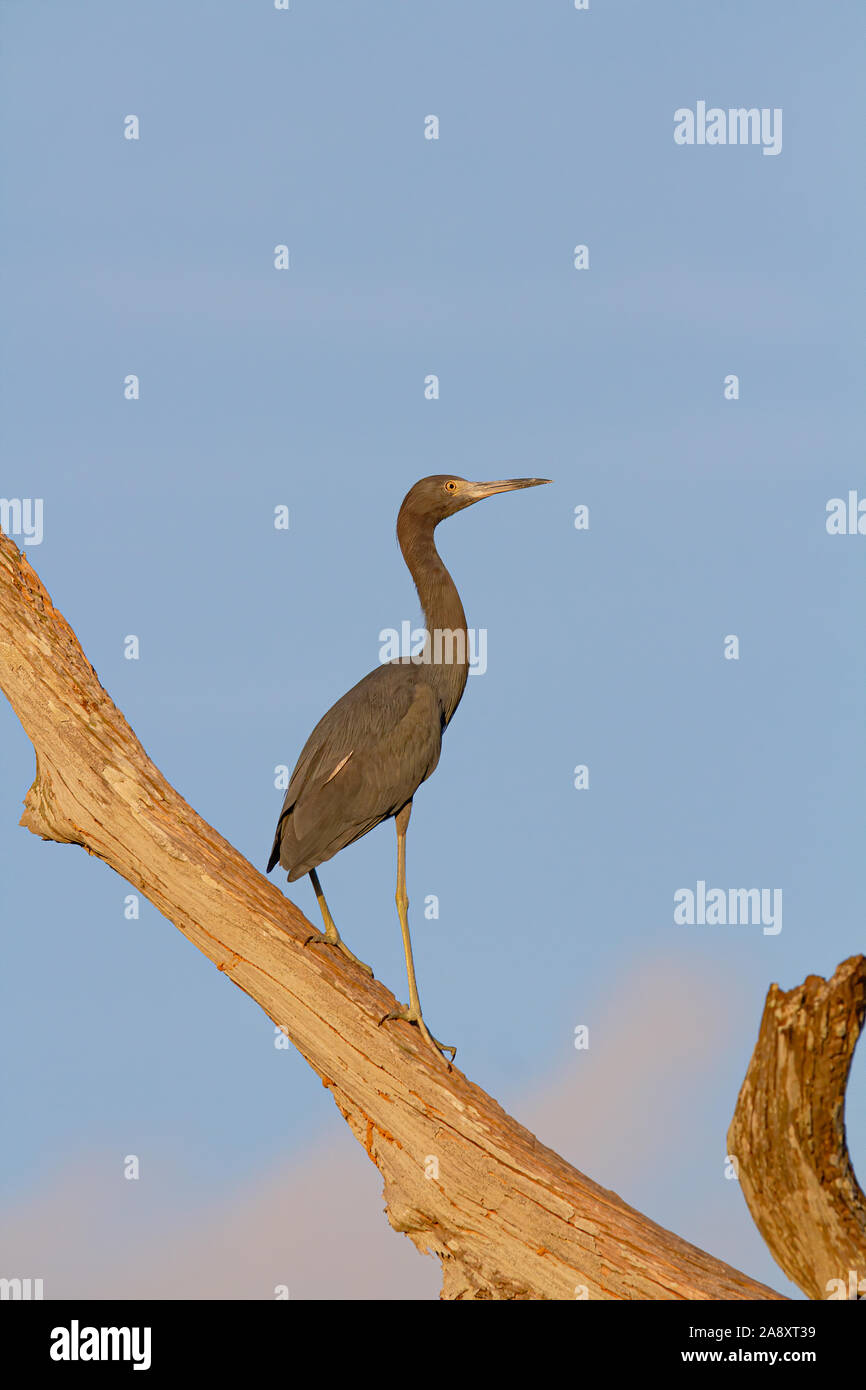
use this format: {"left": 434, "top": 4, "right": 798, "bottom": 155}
{"left": 267, "top": 663, "right": 442, "bottom": 880}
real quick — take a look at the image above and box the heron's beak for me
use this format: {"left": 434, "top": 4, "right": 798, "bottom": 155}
{"left": 467, "top": 478, "right": 552, "bottom": 501}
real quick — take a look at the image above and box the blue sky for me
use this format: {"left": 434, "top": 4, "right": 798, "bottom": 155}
{"left": 1, "top": 1, "right": 863, "bottom": 1299}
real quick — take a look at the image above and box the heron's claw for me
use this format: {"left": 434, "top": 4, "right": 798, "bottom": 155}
{"left": 304, "top": 930, "right": 374, "bottom": 978}
{"left": 379, "top": 1004, "right": 456, "bottom": 1066}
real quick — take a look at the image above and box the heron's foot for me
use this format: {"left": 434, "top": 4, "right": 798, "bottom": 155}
{"left": 379, "top": 1003, "right": 456, "bottom": 1066}
{"left": 304, "top": 928, "right": 374, "bottom": 978}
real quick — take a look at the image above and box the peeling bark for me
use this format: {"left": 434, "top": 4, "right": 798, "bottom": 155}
{"left": 728, "top": 957, "right": 866, "bottom": 1300}
{"left": 0, "top": 530, "right": 786, "bottom": 1300}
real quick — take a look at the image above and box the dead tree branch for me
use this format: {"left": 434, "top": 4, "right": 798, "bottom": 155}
{"left": 0, "top": 530, "right": 785, "bottom": 1299}
{"left": 728, "top": 956, "right": 866, "bottom": 1300}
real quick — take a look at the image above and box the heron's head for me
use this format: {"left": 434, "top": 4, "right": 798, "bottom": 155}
{"left": 399, "top": 475, "right": 551, "bottom": 528}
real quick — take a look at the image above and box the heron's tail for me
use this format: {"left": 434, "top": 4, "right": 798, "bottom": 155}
{"left": 266, "top": 810, "right": 290, "bottom": 873}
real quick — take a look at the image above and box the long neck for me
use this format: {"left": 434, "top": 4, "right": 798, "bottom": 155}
{"left": 397, "top": 515, "right": 469, "bottom": 725}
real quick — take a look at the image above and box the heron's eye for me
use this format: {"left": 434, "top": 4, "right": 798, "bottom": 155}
{"left": 444, "top": 480, "right": 458, "bottom": 493}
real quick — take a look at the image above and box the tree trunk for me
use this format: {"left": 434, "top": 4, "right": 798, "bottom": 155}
{"left": 728, "top": 956, "right": 866, "bottom": 1301}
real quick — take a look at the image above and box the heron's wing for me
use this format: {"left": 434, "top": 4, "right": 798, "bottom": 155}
{"left": 268, "top": 665, "right": 444, "bottom": 878}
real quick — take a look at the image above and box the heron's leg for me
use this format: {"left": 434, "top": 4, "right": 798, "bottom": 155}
{"left": 379, "top": 802, "right": 456, "bottom": 1065}
{"left": 304, "top": 868, "right": 374, "bottom": 977}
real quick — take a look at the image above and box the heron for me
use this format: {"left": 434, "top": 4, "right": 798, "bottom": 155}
{"left": 267, "top": 475, "right": 550, "bottom": 1062}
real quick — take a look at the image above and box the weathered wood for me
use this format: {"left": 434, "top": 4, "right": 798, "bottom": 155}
{"left": 728, "top": 957, "right": 866, "bottom": 1300}
{"left": 0, "top": 530, "right": 785, "bottom": 1299}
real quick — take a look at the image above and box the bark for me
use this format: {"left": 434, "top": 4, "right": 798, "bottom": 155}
{"left": 0, "top": 529, "right": 786, "bottom": 1300}
{"left": 728, "top": 957, "right": 866, "bottom": 1301}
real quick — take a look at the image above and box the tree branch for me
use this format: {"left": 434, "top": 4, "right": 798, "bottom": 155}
{"left": 728, "top": 956, "right": 866, "bottom": 1301}
{"left": 0, "top": 531, "right": 784, "bottom": 1299}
